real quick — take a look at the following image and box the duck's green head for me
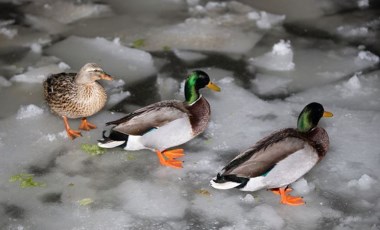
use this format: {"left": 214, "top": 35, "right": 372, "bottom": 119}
{"left": 185, "top": 70, "right": 221, "bottom": 104}
{"left": 297, "top": 102, "right": 333, "bottom": 132}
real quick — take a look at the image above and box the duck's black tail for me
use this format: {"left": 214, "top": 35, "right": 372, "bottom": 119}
{"left": 97, "top": 130, "right": 129, "bottom": 149}
{"left": 210, "top": 173, "right": 249, "bottom": 190}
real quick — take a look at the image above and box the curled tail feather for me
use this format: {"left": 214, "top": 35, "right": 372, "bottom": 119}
{"left": 98, "top": 130, "right": 129, "bottom": 148}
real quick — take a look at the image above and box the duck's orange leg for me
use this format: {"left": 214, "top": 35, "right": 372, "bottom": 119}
{"left": 79, "top": 117, "right": 97, "bottom": 131}
{"left": 271, "top": 187, "right": 305, "bottom": 206}
{"left": 155, "top": 150, "right": 183, "bottom": 169}
{"left": 63, "top": 116, "right": 82, "bottom": 140}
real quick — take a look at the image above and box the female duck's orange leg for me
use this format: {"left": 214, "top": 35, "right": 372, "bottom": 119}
{"left": 271, "top": 187, "right": 305, "bottom": 206}
{"left": 155, "top": 150, "right": 183, "bottom": 169}
{"left": 79, "top": 117, "right": 97, "bottom": 131}
{"left": 63, "top": 116, "right": 82, "bottom": 140}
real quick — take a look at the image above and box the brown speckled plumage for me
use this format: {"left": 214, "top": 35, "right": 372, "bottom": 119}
{"left": 43, "top": 63, "right": 112, "bottom": 139}
{"left": 43, "top": 72, "right": 107, "bottom": 118}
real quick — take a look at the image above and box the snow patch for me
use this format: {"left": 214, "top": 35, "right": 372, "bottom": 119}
{"left": 16, "top": 104, "right": 44, "bottom": 120}
{"left": 240, "top": 194, "right": 255, "bottom": 204}
{"left": 292, "top": 178, "right": 315, "bottom": 195}
{"left": 250, "top": 40, "right": 295, "bottom": 71}
{"left": 356, "top": 51, "right": 379, "bottom": 63}
{"left": 0, "top": 27, "right": 18, "bottom": 39}
{"left": 256, "top": 11, "right": 286, "bottom": 29}
{"left": 11, "top": 64, "right": 69, "bottom": 83}
{"left": 30, "top": 43, "right": 42, "bottom": 53}
{"left": 106, "top": 91, "right": 131, "bottom": 108}
{"left": 358, "top": 0, "right": 369, "bottom": 9}
{"left": 337, "top": 26, "right": 368, "bottom": 37}
{"left": 348, "top": 174, "right": 377, "bottom": 190}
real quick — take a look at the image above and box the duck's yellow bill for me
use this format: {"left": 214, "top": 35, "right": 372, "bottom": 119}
{"left": 207, "top": 82, "right": 221, "bottom": 92}
{"left": 323, "top": 111, "right": 333, "bottom": 117}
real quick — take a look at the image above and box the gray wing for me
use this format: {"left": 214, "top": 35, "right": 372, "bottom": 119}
{"left": 222, "top": 129, "right": 306, "bottom": 178}
{"left": 109, "top": 100, "right": 190, "bottom": 135}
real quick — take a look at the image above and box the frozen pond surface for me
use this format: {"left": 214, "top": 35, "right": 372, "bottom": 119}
{"left": 0, "top": 0, "right": 380, "bottom": 229}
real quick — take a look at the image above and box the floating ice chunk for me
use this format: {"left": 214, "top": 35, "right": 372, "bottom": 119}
{"left": 23, "top": 1, "right": 112, "bottom": 24}
{"left": 30, "top": 43, "right": 42, "bottom": 53}
{"left": 0, "top": 27, "right": 18, "bottom": 39}
{"left": 348, "top": 174, "right": 377, "bottom": 190}
{"left": 358, "top": 0, "right": 369, "bottom": 9}
{"left": 116, "top": 180, "right": 187, "bottom": 218}
{"left": 16, "top": 104, "right": 44, "bottom": 120}
{"left": 157, "top": 74, "right": 181, "bottom": 100}
{"left": 106, "top": 91, "right": 131, "bottom": 108}
{"left": 337, "top": 26, "right": 368, "bottom": 37}
{"left": 356, "top": 51, "right": 379, "bottom": 63}
{"left": 173, "top": 49, "right": 207, "bottom": 63}
{"left": 346, "top": 75, "right": 361, "bottom": 90}
{"left": 25, "top": 14, "right": 67, "bottom": 34}
{"left": 256, "top": 11, "right": 286, "bottom": 29}
{"left": 336, "top": 73, "right": 376, "bottom": 98}
{"left": 205, "top": 2, "right": 226, "bottom": 12}
{"left": 0, "top": 76, "right": 12, "bottom": 87}
{"left": 46, "top": 36, "right": 157, "bottom": 84}
{"left": 58, "top": 62, "right": 70, "bottom": 70}
{"left": 247, "top": 11, "right": 260, "bottom": 20}
{"left": 251, "top": 40, "right": 295, "bottom": 71}
{"left": 144, "top": 21, "right": 261, "bottom": 54}
{"left": 186, "top": 0, "right": 200, "bottom": 7}
{"left": 240, "top": 194, "right": 255, "bottom": 204}
{"left": 292, "top": 178, "right": 315, "bottom": 195}
{"left": 11, "top": 64, "right": 68, "bottom": 83}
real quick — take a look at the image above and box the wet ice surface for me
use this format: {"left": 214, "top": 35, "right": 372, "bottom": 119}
{"left": 0, "top": 0, "right": 380, "bottom": 229}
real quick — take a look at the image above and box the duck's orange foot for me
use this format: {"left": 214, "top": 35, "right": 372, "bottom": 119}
{"left": 155, "top": 150, "right": 183, "bottom": 169}
{"left": 66, "top": 128, "right": 82, "bottom": 140}
{"left": 271, "top": 187, "right": 305, "bottom": 206}
{"left": 163, "top": 149, "right": 185, "bottom": 159}
{"left": 79, "top": 118, "right": 97, "bottom": 131}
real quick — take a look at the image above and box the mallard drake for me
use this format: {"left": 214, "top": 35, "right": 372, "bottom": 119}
{"left": 43, "top": 63, "right": 113, "bottom": 140}
{"left": 210, "top": 102, "right": 333, "bottom": 206}
{"left": 98, "top": 70, "right": 220, "bottom": 169}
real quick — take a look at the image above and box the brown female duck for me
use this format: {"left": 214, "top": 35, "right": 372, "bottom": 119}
{"left": 43, "top": 63, "right": 113, "bottom": 139}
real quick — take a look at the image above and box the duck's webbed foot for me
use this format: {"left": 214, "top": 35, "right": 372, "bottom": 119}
{"left": 63, "top": 116, "right": 82, "bottom": 140}
{"left": 79, "top": 117, "right": 97, "bottom": 131}
{"left": 155, "top": 149, "right": 184, "bottom": 169}
{"left": 271, "top": 187, "right": 305, "bottom": 206}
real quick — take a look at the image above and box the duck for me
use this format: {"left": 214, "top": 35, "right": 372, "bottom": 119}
{"left": 98, "top": 70, "right": 221, "bottom": 169}
{"left": 43, "top": 63, "right": 113, "bottom": 140}
{"left": 210, "top": 102, "right": 333, "bottom": 206}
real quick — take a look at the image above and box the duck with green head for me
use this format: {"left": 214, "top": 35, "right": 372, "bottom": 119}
{"left": 210, "top": 102, "right": 333, "bottom": 206}
{"left": 98, "top": 70, "right": 220, "bottom": 169}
